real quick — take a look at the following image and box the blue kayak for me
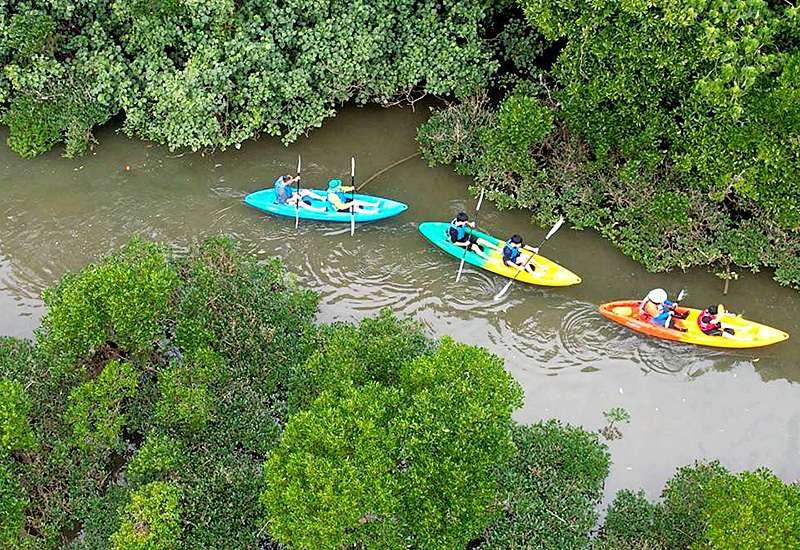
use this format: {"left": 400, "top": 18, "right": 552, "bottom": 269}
{"left": 244, "top": 189, "right": 408, "bottom": 223}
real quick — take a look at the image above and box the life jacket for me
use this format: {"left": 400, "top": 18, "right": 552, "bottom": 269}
{"left": 639, "top": 299, "right": 661, "bottom": 320}
{"left": 449, "top": 218, "right": 467, "bottom": 241}
{"left": 327, "top": 188, "right": 350, "bottom": 211}
{"left": 503, "top": 240, "right": 520, "bottom": 263}
{"left": 697, "top": 309, "right": 719, "bottom": 333}
{"left": 274, "top": 177, "right": 293, "bottom": 204}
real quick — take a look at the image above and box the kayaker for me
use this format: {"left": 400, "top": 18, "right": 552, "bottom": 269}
{"left": 326, "top": 179, "right": 379, "bottom": 212}
{"left": 274, "top": 174, "right": 326, "bottom": 212}
{"left": 639, "top": 288, "right": 688, "bottom": 331}
{"left": 502, "top": 234, "right": 539, "bottom": 276}
{"left": 697, "top": 305, "right": 735, "bottom": 336}
{"left": 448, "top": 213, "right": 491, "bottom": 260}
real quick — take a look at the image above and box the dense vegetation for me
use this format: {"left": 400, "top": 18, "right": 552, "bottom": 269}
{"left": 419, "top": 0, "right": 800, "bottom": 289}
{"left": 1, "top": 238, "right": 798, "bottom": 548}
{"left": 0, "top": 0, "right": 504, "bottom": 157}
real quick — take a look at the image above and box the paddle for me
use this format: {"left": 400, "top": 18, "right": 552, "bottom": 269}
{"left": 350, "top": 157, "right": 355, "bottom": 237}
{"left": 493, "top": 216, "right": 564, "bottom": 300}
{"left": 295, "top": 155, "right": 302, "bottom": 229}
{"left": 455, "top": 189, "right": 484, "bottom": 283}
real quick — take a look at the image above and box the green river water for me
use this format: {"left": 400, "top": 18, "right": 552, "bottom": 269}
{"left": 1, "top": 103, "right": 798, "bottom": 503}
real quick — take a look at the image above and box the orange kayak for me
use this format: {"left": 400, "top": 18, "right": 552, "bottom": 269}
{"left": 599, "top": 300, "right": 789, "bottom": 349}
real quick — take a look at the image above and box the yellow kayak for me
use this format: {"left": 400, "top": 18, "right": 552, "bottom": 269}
{"left": 600, "top": 300, "right": 790, "bottom": 349}
{"left": 419, "top": 222, "right": 581, "bottom": 287}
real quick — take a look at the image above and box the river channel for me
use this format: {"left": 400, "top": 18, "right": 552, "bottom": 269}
{"left": 1, "top": 103, "right": 798, "bottom": 504}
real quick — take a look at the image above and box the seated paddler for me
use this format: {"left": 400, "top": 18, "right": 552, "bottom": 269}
{"left": 501, "top": 234, "right": 539, "bottom": 276}
{"left": 448, "top": 213, "right": 491, "bottom": 261}
{"left": 697, "top": 305, "right": 735, "bottom": 336}
{"left": 639, "top": 288, "right": 688, "bottom": 331}
{"left": 326, "top": 179, "right": 379, "bottom": 212}
{"left": 274, "top": 174, "right": 326, "bottom": 212}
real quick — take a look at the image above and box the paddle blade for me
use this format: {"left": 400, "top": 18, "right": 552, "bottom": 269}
{"left": 475, "top": 189, "right": 485, "bottom": 212}
{"left": 350, "top": 212, "right": 355, "bottom": 236}
{"left": 677, "top": 288, "right": 688, "bottom": 301}
{"left": 351, "top": 157, "right": 355, "bottom": 178}
{"left": 297, "top": 155, "right": 302, "bottom": 174}
{"left": 545, "top": 216, "right": 565, "bottom": 240}
{"left": 456, "top": 256, "right": 466, "bottom": 282}
{"left": 494, "top": 280, "right": 513, "bottom": 301}
{"left": 295, "top": 209, "right": 299, "bottom": 228}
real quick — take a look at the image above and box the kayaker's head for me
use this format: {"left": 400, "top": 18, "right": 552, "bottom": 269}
{"left": 327, "top": 179, "right": 343, "bottom": 190}
{"left": 456, "top": 212, "right": 469, "bottom": 223}
{"left": 280, "top": 174, "right": 293, "bottom": 184}
{"left": 647, "top": 288, "right": 668, "bottom": 304}
{"left": 509, "top": 234, "right": 523, "bottom": 248}
{"left": 707, "top": 305, "right": 719, "bottom": 315}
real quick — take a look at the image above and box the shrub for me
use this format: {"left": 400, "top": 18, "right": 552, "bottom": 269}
{"left": 594, "top": 490, "right": 659, "bottom": 550}
{"left": 596, "top": 460, "right": 733, "bottom": 550}
{"left": 155, "top": 364, "right": 213, "bottom": 435}
{"left": 0, "top": 379, "right": 36, "bottom": 459}
{"left": 263, "top": 335, "right": 523, "bottom": 550}
{"left": 38, "top": 239, "right": 178, "bottom": 372}
{"left": 65, "top": 360, "right": 138, "bottom": 453}
{"left": 110, "top": 481, "right": 183, "bottom": 550}
{"left": 0, "top": 460, "right": 29, "bottom": 550}
{"left": 702, "top": 469, "right": 800, "bottom": 550}
{"left": 289, "top": 309, "right": 434, "bottom": 411}
{"left": 126, "top": 433, "right": 186, "bottom": 486}
{"left": 481, "top": 420, "right": 610, "bottom": 550}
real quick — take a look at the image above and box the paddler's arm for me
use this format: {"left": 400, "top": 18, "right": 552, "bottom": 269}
{"left": 523, "top": 245, "right": 540, "bottom": 254}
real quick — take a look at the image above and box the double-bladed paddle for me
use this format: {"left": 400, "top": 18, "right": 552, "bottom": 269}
{"left": 455, "top": 189, "right": 484, "bottom": 283}
{"left": 350, "top": 157, "right": 356, "bottom": 236}
{"left": 295, "top": 155, "right": 302, "bottom": 229}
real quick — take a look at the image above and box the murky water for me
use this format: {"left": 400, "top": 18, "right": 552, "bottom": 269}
{"left": 1, "top": 103, "right": 799, "bottom": 503}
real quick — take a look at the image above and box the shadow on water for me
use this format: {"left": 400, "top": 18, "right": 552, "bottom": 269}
{"left": 1, "top": 101, "right": 799, "bottom": 502}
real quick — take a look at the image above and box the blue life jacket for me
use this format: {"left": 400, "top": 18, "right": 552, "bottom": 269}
{"left": 503, "top": 240, "right": 520, "bottom": 264}
{"left": 449, "top": 218, "right": 467, "bottom": 241}
{"left": 274, "top": 177, "right": 294, "bottom": 204}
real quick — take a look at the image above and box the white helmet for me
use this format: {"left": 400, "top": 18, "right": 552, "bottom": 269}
{"left": 647, "top": 288, "right": 668, "bottom": 304}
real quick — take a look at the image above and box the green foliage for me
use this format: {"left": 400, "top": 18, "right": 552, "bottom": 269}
{"left": 0, "top": 379, "right": 36, "bottom": 458}
{"left": 481, "top": 420, "right": 610, "bottom": 550}
{"left": 658, "top": 461, "right": 730, "bottom": 549}
{"left": 289, "top": 308, "right": 433, "bottom": 411}
{"left": 110, "top": 481, "right": 183, "bottom": 550}
{"left": 65, "top": 360, "right": 138, "bottom": 453}
{"left": 126, "top": 432, "right": 186, "bottom": 486}
{"left": 479, "top": 85, "right": 554, "bottom": 179}
{"left": 0, "top": 460, "right": 29, "bottom": 550}
{"left": 263, "top": 334, "right": 523, "bottom": 550}
{"left": 596, "top": 460, "right": 732, "bottom": 550}
{"left": 1, "top": 237, "right": 323, "bottom": 549}
{"left": 595, "top": 490, "right": 659, "bottom": 550}
{"left": 1, "top": 0, "right": 505, "bottom": 156}
{"left": 38, "top": 239, "right": 179, "bottom": 372}
{"left": 702, "top": 469, "right": 800, "bottom": 550}
{"left": 262, "top": 383, "right": 404, "bottom": 550}
{"left": 155, "top": 363, "right": 213, "bottom": 434}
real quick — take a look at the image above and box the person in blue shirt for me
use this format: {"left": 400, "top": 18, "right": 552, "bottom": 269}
{"left": 501, "top": 234, "right": 539, "bottom": 276}
{"left": 274, "top": 174, "right": 327, "bottom": 211}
